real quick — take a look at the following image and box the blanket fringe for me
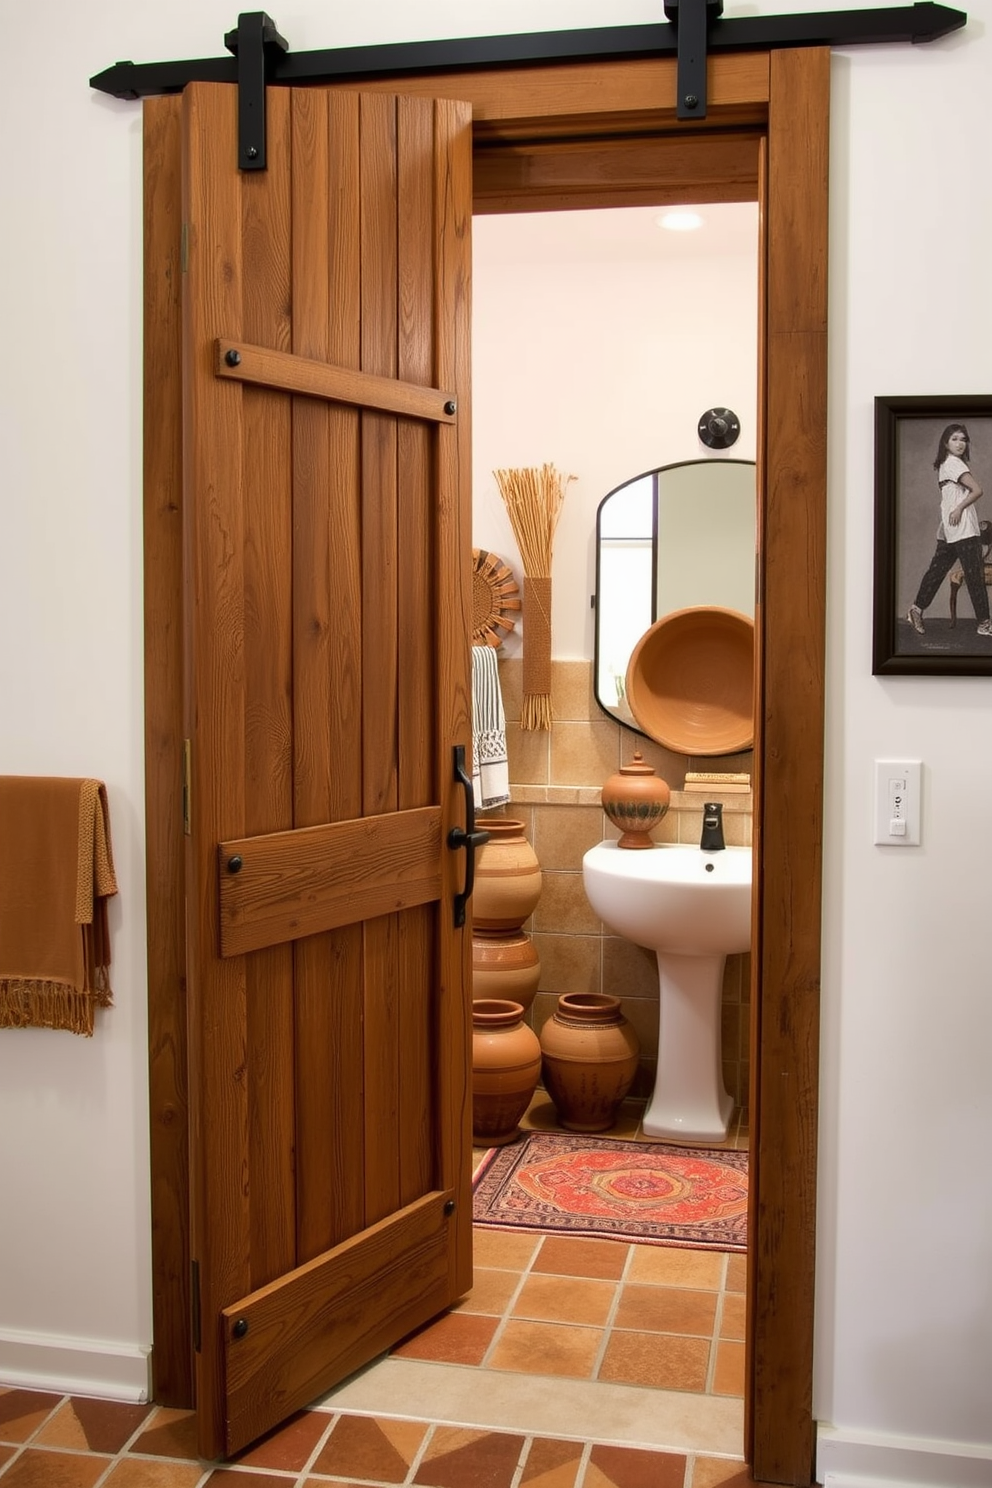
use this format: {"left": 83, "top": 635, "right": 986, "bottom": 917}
{"left": 0, "top": 977, "right": 104, "bottom": 1037}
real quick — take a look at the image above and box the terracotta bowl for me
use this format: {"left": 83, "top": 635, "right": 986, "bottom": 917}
{"left": 624, "top": 606, "right": 754, "bottom": 756}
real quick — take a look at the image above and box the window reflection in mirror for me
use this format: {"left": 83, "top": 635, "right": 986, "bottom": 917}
{"left": 594, "top": 459, "right": 756, "bottom": 732}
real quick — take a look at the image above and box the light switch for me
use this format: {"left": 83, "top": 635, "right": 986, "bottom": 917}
{"left": 873, "top": 760, "right": 921, "bottom": 846}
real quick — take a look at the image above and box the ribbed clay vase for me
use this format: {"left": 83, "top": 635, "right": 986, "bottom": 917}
{"left": 472, "top": 817, "right": 543, "bottom": 931}
{"left": 472, "top": 930, "right": 541, "bottom": 1013}
{"left": 540, "top": 993, "right": 640, "bottom": 1133}
{"left": 472, "top": 998, "right": 542, "bottom": 1146}
{"left": 601, "top": 751, "right": 671, "bottom": 849}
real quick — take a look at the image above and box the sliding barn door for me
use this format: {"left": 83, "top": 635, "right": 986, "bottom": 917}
{"left": 181, "top": 81, "right": 474, "bottom": 1459}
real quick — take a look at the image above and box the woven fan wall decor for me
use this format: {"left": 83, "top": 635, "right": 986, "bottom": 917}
{"left": 472, "top": 548, "right": 521, "bottom": 648}
{"left": 494, "top": 464, "right": 575, "bottom": 730}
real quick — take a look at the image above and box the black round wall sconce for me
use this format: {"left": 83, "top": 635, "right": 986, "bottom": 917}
{"left": 698, "top": 407, "right": 741, "bottom": 449}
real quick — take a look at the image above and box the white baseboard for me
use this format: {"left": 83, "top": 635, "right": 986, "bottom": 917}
{"left": 0, "top": 1327, "right": 150, "bottom": 1402}
{"left": 818, "top": 1422, "right": 992, "bottom": 1488}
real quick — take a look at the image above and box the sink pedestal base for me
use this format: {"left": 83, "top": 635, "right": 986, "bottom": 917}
{"left": 642, "top": 951, "right": 733, "bottom": 1145}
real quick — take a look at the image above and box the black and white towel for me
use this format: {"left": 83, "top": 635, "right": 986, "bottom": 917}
{"left": 471, "top": 646, "right": 511, "bottom": 810}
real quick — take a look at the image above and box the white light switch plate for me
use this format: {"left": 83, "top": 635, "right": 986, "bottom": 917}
{"left": 873, "top": 759, "right": 921, "bottom": 846}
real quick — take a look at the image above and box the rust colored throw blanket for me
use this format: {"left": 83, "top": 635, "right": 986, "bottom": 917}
{"left": 0, "top": 777, "right": 118, "bottom": 1036}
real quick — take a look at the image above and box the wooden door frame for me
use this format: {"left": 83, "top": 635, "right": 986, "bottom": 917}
{"left": 144, "top": 48, "right": 826, "bottom": 1486}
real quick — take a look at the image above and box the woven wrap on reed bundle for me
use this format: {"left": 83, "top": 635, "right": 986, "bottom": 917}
{"left": 493, "top": 464, "right": 575, "bottom": 730}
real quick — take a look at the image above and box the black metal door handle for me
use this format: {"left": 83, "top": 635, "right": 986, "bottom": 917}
{"left": 448, "top": 745, "right": 489, "bottom": 927}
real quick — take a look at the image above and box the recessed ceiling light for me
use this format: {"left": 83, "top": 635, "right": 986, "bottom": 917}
{"left": 657, "top": 210, "right": 704, "bottom": 232}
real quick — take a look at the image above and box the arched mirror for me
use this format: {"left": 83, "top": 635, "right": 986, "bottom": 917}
{"left": 594, "top": 459, "right": 757, "bottom": 731}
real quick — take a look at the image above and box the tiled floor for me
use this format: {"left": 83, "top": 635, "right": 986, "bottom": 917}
{"left": 0, "top": 1100, "right": 754, "bottom": 1488}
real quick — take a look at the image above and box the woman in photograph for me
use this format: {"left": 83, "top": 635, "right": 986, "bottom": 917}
{"left": 907, "top": 422, "right": 992, "bottom": 636}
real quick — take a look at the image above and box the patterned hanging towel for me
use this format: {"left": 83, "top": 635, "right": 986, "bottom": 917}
{"left": 0, "top": 777, "right": 118, "bottom": 1036}
{"left": 471, "top": 646, "right": 511, "bottom": 810}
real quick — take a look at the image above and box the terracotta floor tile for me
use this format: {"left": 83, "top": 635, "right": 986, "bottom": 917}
{"left": 585, "top": 1443, "right": 687, "bottom": 1488}
{"left": 614, "top": 1283, "right": 718, "bottom": 1336}
{"left": 231, "top": 1408, "right": 329, "bottom": 1470}
{"left": 204, "top": 1472, "right": 297, "bottom": 1485}
{"left": 35, "top": 1397, "right": 152, "bottom": 1454}
{"left": 520, "top": 1435, "right": 584, "bottom": 1486}
{"left": 712, "top": 1340, "right": 746, "bottom": 1397}
{"left": 104, "top": 1460, "right": 205, "bottom": 1487}
{"left": 690, "top": 1457, "right": 756, "bottom": 1488}
{"left": 0, "top": 1447, "right": 111, "bottom": 1486}
{"left": 471, "top": 1227, "right": 542, "bottom": 1271}
{"left": 720, "top": 1292, "right": 746, "bottom": 1341}
{"left": 311, "top": 1414, "right": 429, "bottom": 1482}
{"left": 413, "top": 1425, "right": 524, "bottom": 1488}
{"left": 130, "top": 1405, "right": 200, "bottom": 1461}
{"left": 598, "top": 1330, "right": 710, "bottom": 1392}
{"left": 531, "top": 1235, "right": 629, "bottom": 1281}
{"left": 725, "top": 1254, "right": 746, "bottom": 1292}
{"left": 487, "top": 1318, "right": 603, "bottom": 1378}
{"left": 512, "top": 1273, "right": 617, "bottom": 1326}
{"left": 626, "top": 1247, "right": 724, "bottom": 1290}
{"left": 456, "top": 1266, "right": 521, "bottom": 1315}
{"left": 0, "top": 1388, "right": 63, "bottom": 1443}
{"left": 391, "top": 1309, "right": 499, "bottom": 1364}
{"left": 0, "top": 1444, "right": 15, "bottom": 1470}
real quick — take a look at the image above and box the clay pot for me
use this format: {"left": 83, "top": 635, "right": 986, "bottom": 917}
{"left": 539, "top": 993, "right": 640, "bottom": 1133}
{"left": 472, "top": 999, "right": 542, "bottom": 1146}
{"left": 472, "top": 817, "right": 543, "bottom": 930}
{"left": 601, "top": 751, "right": 671, "bottom": 849}
{"left": 472, "top": 930, "right": 541, "bottom": 1013}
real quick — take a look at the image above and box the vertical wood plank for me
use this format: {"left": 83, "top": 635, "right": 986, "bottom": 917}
{"left": 360, "top": 93, "right": 403, "bottom": 1227}
{"left": 143, "top": 92, "right": 192, "bottom": 1410}
{"left": 433, "top": 97, "right": 475, "bottom": 1298}
{"left": 239, "top": 87, "right": 297, "bottom": 1291}
{"left": 182, "top": 82, "right": 250, "bottom": 1461}
{"left": 290, "top": 88, "right": 367, "bottom": 1259}
{"left": 397, "top": 97, "right": 439, "bottom": 1204}
{"left": 750, "top": 46, "right": 829, "bottom": 1488}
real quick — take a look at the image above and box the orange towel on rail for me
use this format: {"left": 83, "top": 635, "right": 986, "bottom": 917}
{"left": 0, "top": 777, "right": 118, "bottom": 1036}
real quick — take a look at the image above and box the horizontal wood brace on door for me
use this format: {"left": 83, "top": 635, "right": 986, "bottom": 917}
{"left": 218, "top": 806, "right": 443, "bottom": 956}
{"left": 214, "top": 339, "right": 457, "bottom": 422}
{"left": 221, "top": 1190, "right": 455, "bottom": 1453}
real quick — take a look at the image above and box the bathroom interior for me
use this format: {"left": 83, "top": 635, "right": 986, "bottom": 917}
{"left": 313, "top": 201, "right": 761, "bottom": 1477}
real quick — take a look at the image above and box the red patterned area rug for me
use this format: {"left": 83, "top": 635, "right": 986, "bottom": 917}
{"left": 473, "top": 1131, "right": 747, "bottom": 1251}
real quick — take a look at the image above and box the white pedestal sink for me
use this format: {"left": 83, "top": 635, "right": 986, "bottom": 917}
{"left": 582, "top": 840, "right": 752, "bottom": 1144}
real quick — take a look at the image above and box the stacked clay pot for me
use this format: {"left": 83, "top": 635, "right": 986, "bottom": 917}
{"left": 471, "top": 999, "right": 543, "bottom": 1146}
{"left": 471, "top": 817, "right": 543, "bottom": 1013}
{"left": 539, "top": 992, "right": 640, "bottom": 1133}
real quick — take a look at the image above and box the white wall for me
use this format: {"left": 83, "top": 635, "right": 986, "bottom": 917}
{"left": 1, "top": 2, "right": 990, "bottom": 1479}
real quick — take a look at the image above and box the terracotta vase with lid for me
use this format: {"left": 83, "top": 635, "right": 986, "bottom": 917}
{"left": 472, "top": 817, "right": 543, "bottom": 930}
{"left": 472, "top": 998, "right": 542, "bottom": 1146}
{"left": 539, "top": 992, "right": 640, "bottom": 1133}
{"left": 601, "top": 751, "right": 670, "bottom": 849}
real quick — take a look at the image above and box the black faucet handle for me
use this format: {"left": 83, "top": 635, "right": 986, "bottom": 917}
{"left": 701, "top": 800, "right": 726, "bottom": 851}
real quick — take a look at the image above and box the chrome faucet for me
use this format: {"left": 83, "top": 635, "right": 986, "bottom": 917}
{"left": 700, "top": 801, "right": 725, "bottom": 852}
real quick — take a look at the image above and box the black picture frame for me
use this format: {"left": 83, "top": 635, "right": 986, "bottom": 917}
{"left": 873, "top": 395, "right": 992, "bottom": 675}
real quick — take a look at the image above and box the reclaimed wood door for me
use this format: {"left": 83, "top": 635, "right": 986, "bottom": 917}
{"left": 180, "top": 80, "right": 474, "bottom": 1459}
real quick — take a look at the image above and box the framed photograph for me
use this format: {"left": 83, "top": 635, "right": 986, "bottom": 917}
{"left": 873, "top": 395, "right": 992, "bottom": 674}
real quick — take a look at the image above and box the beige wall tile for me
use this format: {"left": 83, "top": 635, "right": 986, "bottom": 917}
{"left": 624, "top": 734, "right": 687, "bottom": 791}
{"left": 551, "top": 659, "right": 596, "bottom": 721}
{"left": 614, "top": 994, "right": 657, "bottom": 1067}
{"left": 533, "top": 872, "right": 601, "bottom": 936}
{"left": 532, "top": 932, "right": 601, "bottom": 998}
{"left": 531, "top": 804, "right": 604, "bottom": 870}
{"left": 506, "top": 723, "right": 551, "bottom": 785}
{"left": 550, "top": 721, "right": 621, "bottom": 787}
{"left": 602, "top": 935, "right": 657, "bottom": 1001}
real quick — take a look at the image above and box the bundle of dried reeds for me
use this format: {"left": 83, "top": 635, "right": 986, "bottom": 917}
{"left": 493, "top": 463, "right": 575, "bottom": 730}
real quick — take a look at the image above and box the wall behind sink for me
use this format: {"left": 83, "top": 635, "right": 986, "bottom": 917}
{"left": 489, "top": 655, "right": 753, "bottom": 1111}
